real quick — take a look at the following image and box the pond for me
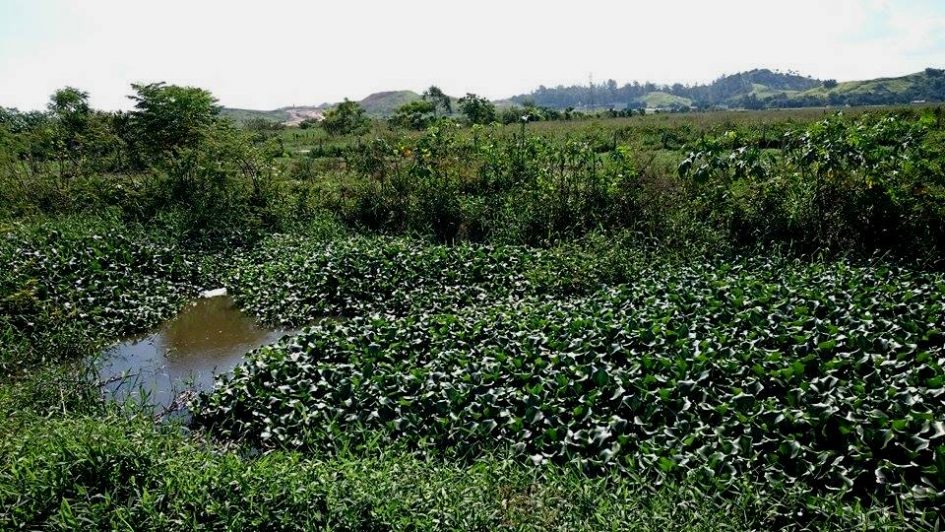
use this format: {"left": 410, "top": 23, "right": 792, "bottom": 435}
{"left": 96, "top": 295, "right": 291, "bottom": 411}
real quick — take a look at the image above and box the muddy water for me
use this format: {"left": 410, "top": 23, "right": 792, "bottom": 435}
{"left": 97, "top": 296, "right": 290, "bottom": 410}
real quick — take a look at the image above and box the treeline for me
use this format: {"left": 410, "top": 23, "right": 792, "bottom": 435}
{"left": 511, "top": 68, "right": 945, "bottom": 110}
{"left": 0, "top": 84, "right": 286, "bottom": 242}
{"left": 511, "top": 69, "right": 821, "bottom": 109}
{"left": 300, "top": 87, "right": 622, "bottom": 134}
{"left": 3, "top": 83, "right": 945, "bottom": 261}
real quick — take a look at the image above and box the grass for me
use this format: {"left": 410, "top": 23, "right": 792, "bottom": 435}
{"left": 798, "top": 72, "right": 934, "bottom": 102}
{"left": 639, "top": 91, "right": 693, "bottom": 109}
{"left": 750, "top": 83, "right": 797, "bottom": 99}
{"left": 0, "top": 379, "right": 919, "bottom": 531}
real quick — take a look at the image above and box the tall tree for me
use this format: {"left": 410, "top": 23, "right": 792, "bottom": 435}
{"left": 128, "top": 82, "right": 220, "bottom": 158}
{"left": 457, "top": 93, "right": 496, "bottom": 125}
{"left": 47, "top": 87, "right": 92, "bottom": 177}
{"left": 321, "top": 99, "right": 370, "bottom": 136}
{"left": 423, "top": 86, "right": 452, "bottom": 118}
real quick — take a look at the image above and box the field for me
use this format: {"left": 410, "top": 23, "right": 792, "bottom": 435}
{"left": 1, "top": 88, "right": 945, "bottom": 530}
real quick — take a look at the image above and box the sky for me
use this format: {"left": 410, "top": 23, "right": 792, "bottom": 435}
{"left": 1, "top": 0, "right": 944, "bottom": 111}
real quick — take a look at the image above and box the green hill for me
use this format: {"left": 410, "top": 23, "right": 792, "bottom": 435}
{"left": 358, "top": 90, "right": 422, "bottom": 117}
{"left": 745, "top": 69, "right": 945, "bottom": 109}
{"left": 220, "top": 108, "right": 292, "bottom": 124}
{"left": 509, "top": 69, "right": 824, "bottom": 110}
{"left": 637, "top": 91, "right": 692, "bottom": 109}
{"left": 223, "top": 91, "right": 423, "bottom": 125}
{"left": 511, "top": 68, "right": 945, "bottom": 111}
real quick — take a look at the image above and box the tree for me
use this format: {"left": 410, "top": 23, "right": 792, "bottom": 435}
{"left": 0, "top": 115, "right": 20, "bottom": 178}
{"left": 390, "top": 100, "right": 436, "bottom": 130}
{"left": 321, "top": 99, "right": 370, "bottom": 136}
{"left": 126, "top": 83, "right": 270, "bottom": 206}
{"left": 244, "top": 118, "right": 285, "bottom": 143}
{"left": 48, "top": 87, "right": 90, "bottom": 124}
{"left": 244, "top": 118, "right": 284, "bottom": 132}
{"left": 457, "top": 93, "right": 496, "bottom": 125}
{"left": 298, "top": 118, "right": 319, "bottom": 130}
{"left": 499, "top": 106, "right": 527, "bottom": 125}
{"left": 423, "top": 86, "right": 452, "bottom": 117}
{"left": 0, "top": 108, "right": 51, "bottom": 176}
{"left": 47, "top": 87, "right": 94, "bottom": 177}
{"left": 128, "top": 82, "right": 220, "bottom": 158}
{"left": 823, "top": 79, "right": 839, "bottom": 89}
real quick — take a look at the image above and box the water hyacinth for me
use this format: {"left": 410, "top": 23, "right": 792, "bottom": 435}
{"left": 0, "top": 222, "right": 206, "bottom": 371}
{"left": 197, "top": 251, "right": 945, "bottom": 514}
{"left": 221, "top": 235, "right": 571, "bottom": 326}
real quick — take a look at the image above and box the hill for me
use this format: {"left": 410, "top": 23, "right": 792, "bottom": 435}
{"left": 510, "top": 68, "right": 945, "bottom": 111}
{"left": 358, "top": 90, "right": 422, "bottom": 116}
{"left": 222, "top": 68, "right": 945, "bottom": 124}
{"left": 638, "top": 91, "right": 693, "bottom": 109}
{"left": 220, "top": 107, "right": 293, "bottom": 124}
{"left": 786, "top": 70, "right": 945, "bottom": 107}
{"left": 221, "top": 106, "right": 324, "bottom": 126}
{"left": 508, "top": 69, "right": 823, "bottom": 111}
{"left": 222, "top": 91, "right": 423, "bottom": 125}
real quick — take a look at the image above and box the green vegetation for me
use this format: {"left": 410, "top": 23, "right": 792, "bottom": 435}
{"left": 390, "top": 100, "right": 438, "bottom": 130}
{"left": 457, "top": 93, "right": 497, "bottom": 125}
{"left": 220, "top": 107, "right": 294, "bottom": 125}
{"left": 200, "top": 243, "right": 945, "bottom": 508}
{"left": 1, "top": 82, "right": 945, "bottom": 529}
{"left": 638, "top": 91, "right": 693, "bottom": 109}
{"left": 221, "top": 68, "right": 945, "bottom": 128}
{"left": 0, "top": 218, "right": 201, "bottom": 373}
{"left": 359, "top": 90, "right": 424, "bottom": 117}
{"left": 10, "top": 413, "right": 884, "bottom": 530}
{"left": 512, "top": 68, "right": 945, "bottom": 111}
{"left": 320, "top": 99, "right": 371, "bottom": 136}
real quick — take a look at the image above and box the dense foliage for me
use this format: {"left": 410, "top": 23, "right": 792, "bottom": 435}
{"left": 320, "top": 99, "right": 371, "bottom": 136}
{"left": 3, "top": 85, "right": 945, "bottom": 260}
{"left": 0, "top": 219, "right": 206, "bottom": 373}
{"left": 197, "top": 241, "right": 945, "bottom": 523}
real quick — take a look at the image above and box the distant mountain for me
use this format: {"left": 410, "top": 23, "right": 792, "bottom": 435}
{"left": 510, "top": 68, "right": 945, "bottom": 111}
{"left": 222, "top": 68, "right": 945, "bottom": 124}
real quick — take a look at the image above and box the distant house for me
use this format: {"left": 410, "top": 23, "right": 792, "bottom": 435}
{"left": 912, "top": 100, "right": 927, "bottom": 104}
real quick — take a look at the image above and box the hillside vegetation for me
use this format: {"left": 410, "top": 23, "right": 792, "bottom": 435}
{"left": 223, "top": 91, "right": 424, "bottom": 125}
{"left": 359, "top": 90, "right": 423, "bottom": 116}
{"left": 221, "top": 107, "right": 293, "bottom": 124}
{"left": 224, "top": 68, "right": 945, "bottom": 124}
{"left": 509, "top": 68, "right": 945, "bottom": 111}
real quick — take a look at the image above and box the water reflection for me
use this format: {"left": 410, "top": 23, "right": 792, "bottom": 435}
{"left": 98, "top": 296, "right": 289, "bottom": 409}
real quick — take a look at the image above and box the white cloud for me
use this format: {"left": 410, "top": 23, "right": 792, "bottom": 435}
{"left": 0, "top": 0, "right": 942, "bottom": 110}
